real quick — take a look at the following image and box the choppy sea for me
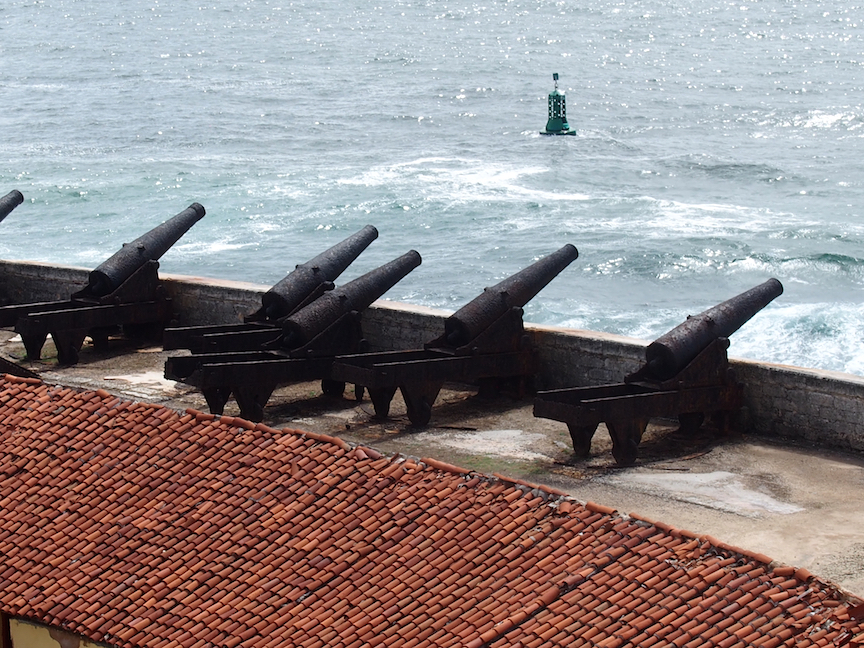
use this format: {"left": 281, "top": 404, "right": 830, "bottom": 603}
{"left": 2, "top": 0, "right": 864, "bottom": 374}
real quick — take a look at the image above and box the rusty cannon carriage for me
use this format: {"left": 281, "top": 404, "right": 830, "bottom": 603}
{"left": 329, "top": 244, "right": 579, "bottom": 427}
{"left": 162, "top": 225, "right": 379, "bottom": 354}
{"left": 0, "top": 203, "right": 205, "bottom": 365}
{"left": 164, "top": 250, "right": 422, "bottom": 422}
{"left": 533, "top": 278, "right": 784, "bottom": 466}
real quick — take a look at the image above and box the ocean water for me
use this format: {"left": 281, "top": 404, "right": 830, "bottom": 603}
{"left": 2, "top": 0, "right": 864, "bottom": 374}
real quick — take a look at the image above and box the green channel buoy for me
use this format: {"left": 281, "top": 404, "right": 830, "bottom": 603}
{"left": 541, "top": 73, "right": 576, "bottom": 136}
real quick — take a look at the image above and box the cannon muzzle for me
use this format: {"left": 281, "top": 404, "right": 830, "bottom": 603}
{"left": 444, "top": 244, "right": 578, "bottom": 347}
{"left": 261, "top": 225, "right": 378, "bottom": 320}
{"left": 0, "top": 190, "right": 24, "bottom": 224}
{"left": 645, "top": 278, "right": 784, "bottom": 381}
{"left": 281, "top": 250, "right": 422, "bottom": 349}
{"left": 86, "top": 202, "right": 205, "bottom": 297}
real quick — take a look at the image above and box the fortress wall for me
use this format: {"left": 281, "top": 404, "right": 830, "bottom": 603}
{"left": 1, "top": 260, "right": 860, "bottom": 452}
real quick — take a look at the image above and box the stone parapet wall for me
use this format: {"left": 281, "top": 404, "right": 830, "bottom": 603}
{"left": 160, "top": 274, "right": 264, "bottom": 327}
{"left": 0, "top": 260, "right": 861, "bottom": 452}
{"left": 526, "top": 324, "right": 647, "bottom": 390}
{"left": 0, "top": 260, "right": 265, "bottom": 326}
{"left": 733, "top": 361, "right": 864, "bottom": 452}
{"left": 362, "top": 301, "right": 446, "bottom": 351}
{"left": 0, "top": 260, "right": 87, "bottom": 304}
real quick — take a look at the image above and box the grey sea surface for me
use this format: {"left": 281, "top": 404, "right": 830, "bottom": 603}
{"left": 2, "top": 0, "right": 864, "bottom": 374}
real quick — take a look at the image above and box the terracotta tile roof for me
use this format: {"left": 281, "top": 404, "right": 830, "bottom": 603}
{"left": 0, "top": 373, "right": 861, "bottom": 648}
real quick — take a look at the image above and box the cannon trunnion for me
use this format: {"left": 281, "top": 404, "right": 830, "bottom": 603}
{"left": 331, "top": 244, "right": 579, "bottom": 427}
{"left": 534, "top": 279, "right": 784, "bottom": 466}
{"left": 0, "top": 203, "right": 205, "bottom": 365}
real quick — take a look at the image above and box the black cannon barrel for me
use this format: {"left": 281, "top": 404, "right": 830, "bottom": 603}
{"left": 645, "top": 277, "right": 784, "bottom": 381}
{"left": 444, "top": 243, "right": 579, "bottom": 347}
{"left": 86, "top": 202, "right": 206, "bottom": 297}
{"left": 281, "top": 250, "right": 422, "bottom": 349}
{"left": 0, "top": 190, "right": 24, "bottom": 224}
{"left": 261, "top": 224, "right": 378, "bottom": 320}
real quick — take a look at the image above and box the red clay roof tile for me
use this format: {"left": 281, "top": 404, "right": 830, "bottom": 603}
{"left": 0, "top": 374, "right": 861, "bottom": 648}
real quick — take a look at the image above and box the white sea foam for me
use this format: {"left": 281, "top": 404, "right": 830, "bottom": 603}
{"left": 730, "top": 303, "right": 864, "bottom": 376}
{"left": 337, "top": 157, "right": 590, "bottom": 203}
{"left": 172, "top": 240, "right": 256, "bottom": 256}
{"left": 796, "top": 110, "right": 863, "bottom": 131}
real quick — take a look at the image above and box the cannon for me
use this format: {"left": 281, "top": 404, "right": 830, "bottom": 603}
{"left": 330, "top": 244, "right": 579, "bottom": 426}
{"left": 533, "top": 278, "right": 784, "bottom": 466}
{"left": 0, "top": 203, "right": 205, "bottom": 365}
{"left": 164, "top": 250, "right": 422, "bottom": 422}
{"left": 162, "top": 225, "right": 379, "bottom": 353}
{"left": 81, "top": 203, "right": 205, "bottom": 298}
{"left": 0, "top": 190, "right": 24, "bottom": 224}
{"left": 440, "top": 244, "right": 579, "bottom": 348}
{"left": 0, "top": 189, "right": 38, "bottom": 379}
